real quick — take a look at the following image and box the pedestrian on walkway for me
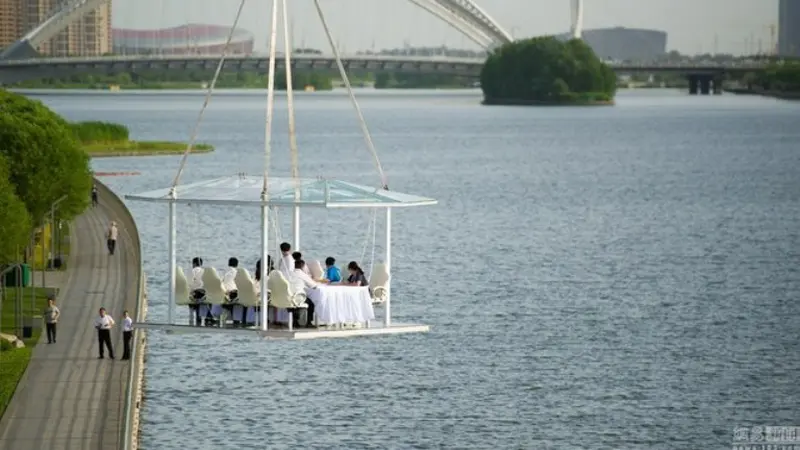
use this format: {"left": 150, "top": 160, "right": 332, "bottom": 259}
{"left": 91, "top": 184, "right": 99, "bottom": 207}
{"left": 43, "top": 297, "right": 60, "bottom": 344}
{"left": 121, "top": 310, "right": 133, "bottom": 360}
{"left": 94, "top": 307, "right": 115, "bottom": 359}
{"left": 106, "top": 221, "right": 118, "bottom": 255}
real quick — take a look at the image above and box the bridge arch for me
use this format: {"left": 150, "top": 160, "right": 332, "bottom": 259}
{"left": 2, "top": 0, "right": 513, "bottom": 60}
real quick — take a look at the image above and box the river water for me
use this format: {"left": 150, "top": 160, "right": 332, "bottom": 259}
{"left": 29, "top": 89, "right": 800, "bottom": 449}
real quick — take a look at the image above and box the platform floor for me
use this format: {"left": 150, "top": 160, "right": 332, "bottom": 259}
{"left": 0, "top": 201, "right": 139, "bottom": 450}
{"left": 136, "top": 321, "right": 430, "bottom": 340}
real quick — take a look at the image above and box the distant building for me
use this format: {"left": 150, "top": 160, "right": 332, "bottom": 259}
{"left": 778, "top": 0, "right": 800, "bottom": 57}
{"left": 112, "top": 24, "right": 254, "bottom": 55}
{"left": 0, "top": 0, "right": 111, "bottom": 56}
{"left": 556, "top": 27, "right": 667, "bottom": 61}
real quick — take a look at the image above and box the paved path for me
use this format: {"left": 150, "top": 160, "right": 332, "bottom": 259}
{"left": 0, "top": 199, "right": 139, "bottom": 450}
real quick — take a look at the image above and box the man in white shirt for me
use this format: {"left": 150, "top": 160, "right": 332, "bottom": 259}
{"left": 278, "top": 242, "right": 294, "bottom": 279}
{"left": 292, "top": 252, "right": 312, "bottom": 275}
{"left": 121, "top": 310, "right": 134, "bottom": 360}
{"left": 93, "top": 307, "right": 115, "bottom": 359}
{"left": 222, "top": 257, "right": 242, "bottom": 326}
{"left": 190, "top": 257, "right": 207, "bottom": 326}
{"left": 290, "top": 259, "right": 318, "bottom": 328}
{"left": 107, "top": 221, "right": 118, "bottom": 255}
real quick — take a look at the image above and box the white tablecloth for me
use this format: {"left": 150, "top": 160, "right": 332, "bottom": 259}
{"left": 307, "top": 285, "right": 374, "bottom": 325}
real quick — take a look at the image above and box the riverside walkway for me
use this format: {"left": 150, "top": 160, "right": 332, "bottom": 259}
{"left": 0, "top": 183, "right": 142, "bottom": 450}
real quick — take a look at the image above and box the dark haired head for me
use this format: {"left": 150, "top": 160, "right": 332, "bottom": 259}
{"left": 192, "top": 257, "right": 203, "bottom": 267}
{"left": 325, "top": 256, "right": 335, "bottom": 266}
{"left": 347, "top": 261, "right": 364, "bottom": 275}
{"left": 294, "top": 259, "right": 305, "bottom": 269}
{"left": 280, "top": 242, "right": 291, "bottom": 253}
{"left": 228, "top": 257, "right": 239, "bottom": 268}
{"left": 292, "top": 251, "right": 302, "bottom": 261}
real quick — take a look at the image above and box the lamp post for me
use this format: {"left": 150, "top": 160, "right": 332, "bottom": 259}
{"left": 42, "top": 195, "right": 68, "bottom": 291}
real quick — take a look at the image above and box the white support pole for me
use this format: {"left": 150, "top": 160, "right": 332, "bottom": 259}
{"left": 384, "top": 207, "right": 392, "bottom": 327}
{"left": 167, "top": 197, "right": 177, "bottom": 325}
{"left": 293, "top": 207, "right": 300, "bottom": 251}
{"left": 259, "top": 204, "right": 269, "bottom": 331}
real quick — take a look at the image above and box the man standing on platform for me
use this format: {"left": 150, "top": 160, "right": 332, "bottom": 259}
{"left": 121, "top": 310, "right": 133, "bottom": 360}
{"left": 94, "top": 307, "right": 115, "bottom": 359}
{"left": 43, "top": 297, "right": 60, "bottom": 344}
{"left": 106, "top": 221, "right": 118, "bottom": 255}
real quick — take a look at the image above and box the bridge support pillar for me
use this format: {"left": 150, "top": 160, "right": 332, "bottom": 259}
{"left": 699, "top": 76, "right": 711, "bottom": 95}
{"left": 713, "top": 76, "right": 723, "bottom": 95}
{"left": 688, "top": 75, "right": 699, "bottom": 95}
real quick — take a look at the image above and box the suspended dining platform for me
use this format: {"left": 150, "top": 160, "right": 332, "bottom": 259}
{"left": 125, "top": 174, "right": 437, "bottom": 341}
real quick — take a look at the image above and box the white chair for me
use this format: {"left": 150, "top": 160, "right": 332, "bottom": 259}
{"left": 235, "top": 268, "right": 260, "bottom": 325}
{"left": 308, "top": 260, "right": 324, "bottom": 280}
{"left": 202, "top": 267, "right": 227, "bottom": 325}
{"left": 267, "top": 270, "right": 308, "bottom": 331}
{"left": 175, "top": 267, "right": 192, "bottom": 306}
{"left": 369, "top": 263, "right": 390, "bottom": 305}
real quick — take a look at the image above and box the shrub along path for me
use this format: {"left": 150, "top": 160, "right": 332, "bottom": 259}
{"left": 0, "top": 194, "right": 138, "bottom": 450}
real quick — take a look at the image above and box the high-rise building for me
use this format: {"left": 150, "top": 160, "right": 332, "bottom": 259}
{"left": 778, "top": 0, "right": 800, "bottom": 57}
{"left": 0, "top": 0, "right": 111, "bottom": 56}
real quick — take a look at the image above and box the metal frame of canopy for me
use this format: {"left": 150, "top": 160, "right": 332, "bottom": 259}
{"left": 125, "top": 174, "right": 437, "bottom": 332}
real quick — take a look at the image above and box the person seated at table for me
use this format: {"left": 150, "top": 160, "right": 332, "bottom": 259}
{"left": 290, "top": 259, "right": 319, "bottom": 328}
{"left": 222, "top": 257, "right": 242, "bottom": 326}
{"left": 254, "top": 256, "right": 274, "bottom": 282}
{"left": 344, "top": 261, "right": 369, "bottom": 287}
{"left": 278, "top": 242, "right": 293, "bottom": 278}
{"left": 190, "top": 257, "right": 208, "bottom": 325}
{"left": 292, "top": 251, "right": 311, "bottom": 275}
{"left": 324, "top": 257, "right": 342, "bottom": 283}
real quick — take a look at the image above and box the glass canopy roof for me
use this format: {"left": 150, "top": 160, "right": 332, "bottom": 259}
{"left": 125, "top": 175, "right": 437, "bottom": 208}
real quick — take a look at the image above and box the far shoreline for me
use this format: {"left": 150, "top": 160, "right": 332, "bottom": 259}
{"left": 84, "top": 141, "right": 214, "bottom": 157}
{"left": 482, "top": 97, "right": 615, "bottom": 107}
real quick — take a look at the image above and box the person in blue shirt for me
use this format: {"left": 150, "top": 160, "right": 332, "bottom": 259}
{"left": 324, "top": 257, "right": 342, "bottom": 283}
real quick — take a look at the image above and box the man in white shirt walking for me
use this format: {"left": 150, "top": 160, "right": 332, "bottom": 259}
{"left": 43, "top": 297, "right": 60, "bottom": 344}
{"left": 94, "top": 307, "right": 115, "bottom": 359}
{"left": 121, "top": 310, "right": 133, "bottom": 360}
{"left": 106, "top": 221, "right": 118, "bottom": 255}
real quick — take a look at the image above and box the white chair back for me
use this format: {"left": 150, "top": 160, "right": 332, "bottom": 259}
{"left": 268, "top": 270, "right": 305, "bottom": 309}
{"left": 235, "top": 267, "right": 259, "bottom": 307}
{"left": 175, "top": 267, "right": 191, "bottom": 305}
{"left": 369, "top": 263, "right": 390, "bottom": 303}
{"left": 308, "top": 260, "right": 324, "bottom": 280}
{"left": 201, "top": 267, "right": 227, "bottom": 305}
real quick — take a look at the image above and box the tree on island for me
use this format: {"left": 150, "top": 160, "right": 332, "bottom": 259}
{"left": 480, "top": 36, "right": 617, "bottom": 105}
{"left": 0, "top": 90, "right": 93, "bottom": 263}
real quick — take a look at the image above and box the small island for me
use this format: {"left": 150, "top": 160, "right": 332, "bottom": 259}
{"left": 480, "top": 36, "right": 617, "bottom": 106}
{"left": 70, "top": 121, "right": 214, "bottom": 157}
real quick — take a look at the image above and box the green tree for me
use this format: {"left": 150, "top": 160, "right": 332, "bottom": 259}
{"left": 0, "top": 155, "right": 31, "bottom": 264}
{"left": 0, "top": 90, "right": 93, "bottom": 222}
{"left": 480, "top": 36, "right": 617, "bottom": 105}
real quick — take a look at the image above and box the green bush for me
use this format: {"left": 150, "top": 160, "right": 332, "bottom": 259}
{"left": 70, "top": 121, "right": 129, "bottom": 143}
{"left": 0, "top": 90, "right": 93, "bottom": 223}
{"left": 0, "top": 339, "right": 13, "bottom": 352}
{"left": 0, "top": 156, "right": 31, "bottom": 265}
{"left": 480, "top": 36, "right": 617, "bottom": 105}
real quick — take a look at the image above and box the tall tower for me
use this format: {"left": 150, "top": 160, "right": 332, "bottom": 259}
{"left": 570, "top": 0, "right": 584, "bottom": 39}
{"left": 778, "top": 0, "right": 800, "bottom": 57}
{"left": 0, "top": 0, "right": 24, "bottom": 49}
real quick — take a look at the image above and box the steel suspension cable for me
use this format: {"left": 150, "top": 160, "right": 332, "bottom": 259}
{"left": 170, "top": 0, "right": 247, "bottom": 192}
{"left": 281, "top": 0, "right": 300, "bottom": 195}
{"left": 262, "top": 0, "right": 280, "bottom": 195}
{"left": 312, "top": 0, "right": 389, "bottom": 189}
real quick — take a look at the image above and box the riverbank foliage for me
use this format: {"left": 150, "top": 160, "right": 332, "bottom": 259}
{"left": 11, "top": 70, "right": 335, "bottom": 91}
{"left": 480, "top": 36, "right": 617, "bottom": 105}
{"left": 0, "top": 90, "right": 92, "bottom": 264}
{"left": 375, "top": 73, "right": 475, "bottom": 89}
{"left": 743, "top": 60, "right": 800, "bottom": 93}
{"left": 70, "top": 121, "right": 214, "bottom": 156}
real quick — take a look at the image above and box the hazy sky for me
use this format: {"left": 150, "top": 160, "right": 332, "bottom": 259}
{"left": 112, "top": 0, "right": 779, "bottom": 55}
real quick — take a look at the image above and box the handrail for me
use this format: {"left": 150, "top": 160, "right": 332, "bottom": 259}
{"left": 92, "top": 178, "right": 143, "bottom": 450}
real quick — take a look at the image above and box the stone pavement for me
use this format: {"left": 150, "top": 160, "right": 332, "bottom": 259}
{"left": 0, "top": 197, "right": 140, "bottom": 450}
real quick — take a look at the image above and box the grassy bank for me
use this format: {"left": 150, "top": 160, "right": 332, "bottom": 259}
{"left": 70, "top": 121, "right": 214, "bottom": 157}
{"left": 0, "top": 287, "right": 53, "bottom": 419}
